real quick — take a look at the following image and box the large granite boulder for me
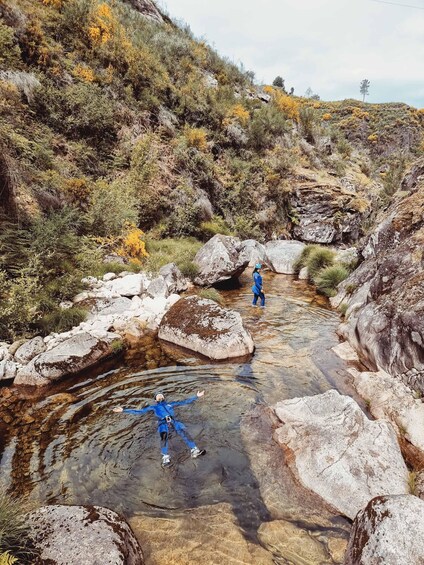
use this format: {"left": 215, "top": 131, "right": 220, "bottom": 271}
{"left": 129, "top": 503, "right": 272, "bottom": 565}
{"left": 274, "top": 390, "right": 409, "bottom": 519}
{"left": 239, "top": 239, "right": 270, "bottom": 268}
{"left": 14, "top": 331, "right": 120, "bottom": 386}
{"left": 344, "top": 495, "right": 424, "bottom": 565}
{"left": 0, "top": 359, "right": 18, "bottom": 381}
{"left": 158, "top": 296, "right": 254, "bottom": 360}
{"left": 193, "top": 235, "right": 248, "bottom": 286}
{"left": 265, "top": 240, "right": 305, "bottom": 274}
{"left": 334, "top": 167, "right": 424, "bottom": 392}
{"left": 28, "top": 504, "right": 143, "bottom": 565}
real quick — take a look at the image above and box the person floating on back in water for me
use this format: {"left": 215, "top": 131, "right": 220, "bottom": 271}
{"left": 252, "top": 263, "right": 265, "bottom": 307}
{"left": 113, "top": 391, "right": 206, "bottom": 468}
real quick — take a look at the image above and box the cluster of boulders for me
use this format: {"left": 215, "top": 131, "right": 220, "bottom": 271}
{"left": 0, "top": 264, "right": 187, "bottom": 386}
{"left": 273, "top": 389, "right": 424, "bottom": 564}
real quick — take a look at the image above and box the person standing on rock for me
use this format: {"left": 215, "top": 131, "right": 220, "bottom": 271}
{"left": 113, "top": 391, "right": 206, "bottom": 468}
{"left": 252, "top": 263, "right": 265, "bottom": 307}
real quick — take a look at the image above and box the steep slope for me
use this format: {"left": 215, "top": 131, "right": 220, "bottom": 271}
{"left": 0, "top": 0, "right": 423, "bottom": 340}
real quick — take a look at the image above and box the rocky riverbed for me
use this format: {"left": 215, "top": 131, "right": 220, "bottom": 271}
{"left": 1, "top": 235, "right": 424, "bottom": 564}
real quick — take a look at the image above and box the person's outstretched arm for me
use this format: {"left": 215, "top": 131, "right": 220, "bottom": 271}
{"left": 168, "top": 390, "right": 205, "bottom": 408}
{"left": 113, "top": 405, "right": 154, "bottom": 416}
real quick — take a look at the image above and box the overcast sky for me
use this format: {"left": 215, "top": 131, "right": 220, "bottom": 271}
{"left": 159, "top": 0, "right": 424, "bottom": 107}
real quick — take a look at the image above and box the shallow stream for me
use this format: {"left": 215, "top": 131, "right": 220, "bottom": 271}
{"left": 0, "top": 273, "right": 362, "bottom": 563}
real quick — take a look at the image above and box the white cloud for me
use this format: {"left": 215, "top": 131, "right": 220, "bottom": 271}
{"left": 159, "top": 0, "right": 424, "bottom": 106}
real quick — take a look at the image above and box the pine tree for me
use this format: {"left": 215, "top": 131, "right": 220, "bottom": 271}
{"left": 360, "top": 79, "right": 370, "bottom": 102}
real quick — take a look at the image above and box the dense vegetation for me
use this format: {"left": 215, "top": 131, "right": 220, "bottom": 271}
{"left": 0, "top": 0, "right": 423, "bottom": 340}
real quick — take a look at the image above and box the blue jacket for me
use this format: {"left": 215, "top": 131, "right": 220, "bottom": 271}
{"left": 252, "top": 271, "right": 263, "bottom": 295}
{"left": 123, "top": 396, "right": 198, "bottom": 427}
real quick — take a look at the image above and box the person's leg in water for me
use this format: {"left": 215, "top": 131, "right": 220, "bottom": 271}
{"left": 174, "top": 421, "right": 205, "bottom": 458}
{"left": 159, "top": 423, "right": 171, "bottom": 467}
{"left": 252, "top": 293, "right": 259, "bottom": 306}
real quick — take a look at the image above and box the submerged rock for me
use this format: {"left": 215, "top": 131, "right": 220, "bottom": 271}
{"left": 265, "top": 240, "right": 305, "bottom": 274}
{"left": 158, "top": 295, "right": 254, "bottom": 360}
{"left": 28, "top": 504, "right": 143, "bottom": 565}
{"left": 258, "top": 520, "right": 331, "bottom": 565}
{"left": 274, "top": 390, "right": 409, "bottom": 519}
{"left": 14, "top": 332, "right": 120, "bottom": 386}
{"left": 194, "top": 234, "right": 248, "bottom": 286}
{"left": 129, "top": 503, "right": 273, "bottom": 565}
{"left": 344, "top": 495, "right": 424, "bottom": 565}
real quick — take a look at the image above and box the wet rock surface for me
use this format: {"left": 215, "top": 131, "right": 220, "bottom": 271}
{"left": 158, "top": 295, "right": 254, "bottom": 360}
{"left": 344, "top": 495, "right": 424, "bottom": 565}
{"left": 274, "top": 390, "right": 409, "bottom": 519}
{"left": 193, "top": 234, "right": 249, "bottom": 286}
{"left": 28, "top": 504, "right": 144, "bottom": 565}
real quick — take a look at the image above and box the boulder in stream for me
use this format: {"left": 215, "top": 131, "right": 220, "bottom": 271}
{"left": 14, "top": 331, "right": 121, "bottom": 386}
{"left": 265, "top": 240, "right": 305, "bottom": 274}
{"left": 28, "top": 504, "right": 143, "bottom": 565}
{"left": 344, "top": 495, "right": 424, "bottom": 565}
{"left": 158, "top": 295, "right": 254, "bottom": 360}
{"left": 193, "top": 234, "right": 248, "bottom": 286}
{"left": 274, "top": 390, "right": 409, "bottom": 519}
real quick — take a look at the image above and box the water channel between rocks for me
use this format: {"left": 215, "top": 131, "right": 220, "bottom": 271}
{"left": 0, "top": 273, "right": 363, "bottom": 563}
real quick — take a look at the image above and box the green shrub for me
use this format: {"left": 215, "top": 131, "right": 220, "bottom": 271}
{"left": 315, "top": 265, "right": 348, "bottom": 297}
{"left": 198, "top": 288, "right": 223, "bottom": 305}
{"left": 199, "top": 216, "right": 232, "bottom": 239}
{"left": 234, "top": 216, "right": 263, "bottom": 241}
{"left": 179, "top": 260, "right": 199, "bottom": 280}
{"left": 293, "top": 244, "right": 319, "bottom": 274}
{"left": 339, "top": 302, "right": 349, "bottom": 317}
{"left": 299, "top": 106, "right": 318, "bottom": 143}
{"left": 248, "top": 104, "right": 288, "bottom": 150}
{"left": 144, "top": 237, "right": 202, "bottom": 275}
{"left": 35, "top": 82, "right": 118, "bottom": 146}
{"left": 306, "top": 246, "right": 335, "bottom": 279}
{"left": 0, "top": 21, "right": 22, "bottom": 68}
{"left": 0, "top": 488, "right": 37, "bottom": 562}
{"left": 38, "top": 306, "right": 87, "bottom": 334}
{"left": 85, "top": 180, "right": 138, "bottom": 237}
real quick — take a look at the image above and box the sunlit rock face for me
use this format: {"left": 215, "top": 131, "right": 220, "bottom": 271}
{"left": 334, "top": 161, "right": 424, "bottom": 392}
{"left": 274, "top": 390, "right": 409, "bottom": 520}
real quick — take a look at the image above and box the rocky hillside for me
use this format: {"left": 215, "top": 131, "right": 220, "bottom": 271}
{"left": 0, "top": 0, "right": 423, "bottom": 340}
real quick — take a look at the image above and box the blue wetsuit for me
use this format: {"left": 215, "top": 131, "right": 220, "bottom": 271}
{"left": 252, "top": 271, "right": 265, "bottom": 306}
{"left": 123, "top": 396, "right": 198, "bottom": 456}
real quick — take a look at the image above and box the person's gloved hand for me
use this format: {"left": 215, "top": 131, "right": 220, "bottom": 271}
{"left": 197, "top": 391, "right": 205, "bottom": 398}
{"left": 113, "top": 407, "right": 124, "bottom": 413}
